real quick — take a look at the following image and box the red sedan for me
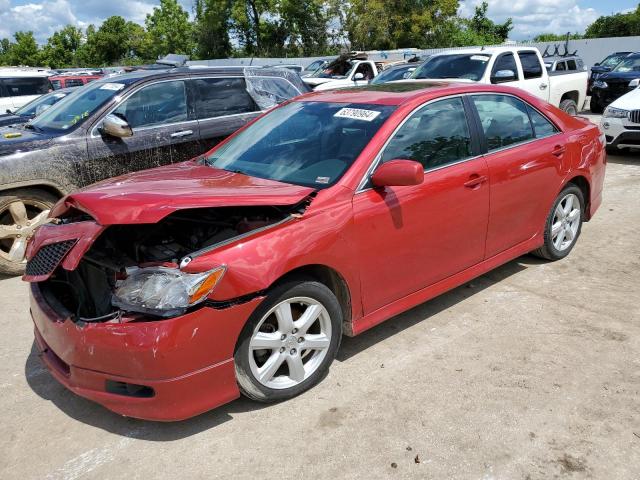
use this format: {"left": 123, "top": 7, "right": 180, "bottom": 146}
{"left": 24, "top": 82, "right": 606, "bottom": 421}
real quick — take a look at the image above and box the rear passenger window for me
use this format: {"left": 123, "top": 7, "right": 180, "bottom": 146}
{"left": 472, "top": 94, "right": 534, "bottom": 150}
{"left": 192, "top": 77, "right": 258, "bottom": 119}
{"left": 567, "top": 60, "right": 577, "bottom": 70}
{"left": 65, "top": 79, "right": 84, "bottom": 87}
{"left": 527, "top": 106, "right": 559, "bottom": 138}
{"left": 1, "top": 77, "right": 50, "bottom": 96}
{"left": 556, "top": 62, "right": 566, "bottom": 71}
{"left": 517, "top": 52, "right": 543, "bottom": 79}
{"left": 381, "top": 97, "right": 472, "bottom": 170}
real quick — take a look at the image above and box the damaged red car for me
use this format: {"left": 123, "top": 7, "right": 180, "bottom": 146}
{"left": 25, "top": 83, "right": 606, "bottom": 421}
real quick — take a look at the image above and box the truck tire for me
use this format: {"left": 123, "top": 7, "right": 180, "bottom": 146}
{"left": 559, "top": 99, "right": 578, "bottom": 116}
{"left": 0, "top": 189, "right": 58, "bottom": 276}
{"left": 589, "top": 97, "right": 603, "bottom": 114}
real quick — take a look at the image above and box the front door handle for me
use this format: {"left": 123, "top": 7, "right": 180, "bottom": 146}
{"left": 170, "top": 130, "right": 193, "bottom": 138}
{"left": 552, "top": 145, "right": 566, "bottom": 157}
{"left": 464, "top": 174, "right": 488, "bottom": 189}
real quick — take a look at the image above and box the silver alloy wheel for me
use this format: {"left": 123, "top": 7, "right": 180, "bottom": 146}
{"left": 248, "top": 296, "right": 332, "bottom": 389}
{"left": 0, "top": 199, "right": 50, "bottom": 264}
{"left": 551, "top": 193, "right": 581, "bottom": 252}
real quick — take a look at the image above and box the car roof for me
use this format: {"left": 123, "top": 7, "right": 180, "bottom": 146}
{"left": 0, "top": 69, "right": 52, "bottom": 77}
{"left": 545, "top": 56, "right": 581, "bottom": 61}
{"left": 297, "top": 81, "right": 506, "bottom": 106}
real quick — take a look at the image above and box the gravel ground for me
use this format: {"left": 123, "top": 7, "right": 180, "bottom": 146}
{"left": 0, "top": 115, "right": 638, "bottom": 480}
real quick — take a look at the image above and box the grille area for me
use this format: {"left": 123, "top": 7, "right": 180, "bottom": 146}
{"left": 26, "top": 240, "right": 76, "bottom": 278}
{"left": 630, "top": 110, "right": 640, "bottom": 124}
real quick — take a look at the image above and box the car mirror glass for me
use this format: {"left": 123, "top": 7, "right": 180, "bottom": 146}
{"left": 101, "top": 113, "right": 133, "bottom": 138}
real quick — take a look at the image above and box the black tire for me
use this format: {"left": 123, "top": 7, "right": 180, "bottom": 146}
{"left": 532, "top": 184, "right": 584, "bottom": 261}
{"left": 234, "top": 279, "right": 343, "bottom": 403}
{"left": 589, "top": 97, "right": 604, "bottom": 114}
{"left": 559, "top": 99, "right": 578, "bottom": 116}
{"left": 0, "top": 189, "right": 58, "bottom": 276}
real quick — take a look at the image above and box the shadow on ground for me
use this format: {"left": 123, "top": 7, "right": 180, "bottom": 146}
{"left": 24, "top": 255, "right": 538, "bottom": 440}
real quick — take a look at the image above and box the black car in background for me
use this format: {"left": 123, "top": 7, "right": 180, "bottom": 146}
{"left": 0, "top": 87, "right": 76, "bottom": 128}
{"left": 588, "top": 51, "right": 632, "bottom": 94}
{"left": 590, "top": 53, "right": 640, "bottom": 113}
{"left": 0, "top": 66, "right": 308, "bottom": 274}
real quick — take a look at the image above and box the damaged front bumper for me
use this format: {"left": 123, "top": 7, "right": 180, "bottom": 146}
{"left": 30, "top": 282, "right": 264, "bottom": 421}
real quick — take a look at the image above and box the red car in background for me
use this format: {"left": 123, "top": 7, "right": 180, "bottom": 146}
{"left": 49, "top": 74, "right": 103, "bottom": 89}
{"left": 24, "top": 82, "right": 606, "bottom": 421}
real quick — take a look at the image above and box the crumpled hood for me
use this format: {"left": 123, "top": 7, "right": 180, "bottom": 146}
{"left": 52, "top": 161, "right": 315, "bottom": 225}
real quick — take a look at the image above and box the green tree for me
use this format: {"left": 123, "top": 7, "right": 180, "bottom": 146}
{"left": 0, "top": 38, "right": 13, "bottom": 65}
{"left": 585, "top": 5, "right": 640, "bottom": 38}
{"left": 279, "top": 0, "right": 329, "bottom": 56}
{"left": 7, "top": 31, "right": 41, "bottom": 66}
{"left": 89, "top": 16, "right": 133, "bottom": 65}
{"left": 41, "top": 25, "right": 83, "bottom": 68}
{"left": 533, "top": 33, "right": 583, "bottom": 42}
{"left": 345, "top": 0, "right": 459, "bottom": 50}
{"left": 145, "top": 0, "right": 194, "bottom": 59}
{"left": 194, "top": 0, "right": 233, "bottom": 59}
{"left": 469, "top": 1, "right": 512, "bottom": 43}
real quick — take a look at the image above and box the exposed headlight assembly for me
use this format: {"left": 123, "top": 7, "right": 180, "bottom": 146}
{"left": 629, "top": 78, "right": 640, "bottom": 88}
{"left": 112, "top": 266, "right": 226, "bottom": 317}
{"left": 603, "top": 106, "right": 629, "bottom": 119}
{"left": 593, "top": 80, "right": 608, "bottom": 89}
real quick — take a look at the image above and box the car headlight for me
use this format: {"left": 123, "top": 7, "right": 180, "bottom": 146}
{"left": 112, "top": 266, "right": 226, "bottom": 316}
{"left": 629, "top": 78, "right": 640, "bottom": 88}
{"left": 603, "top": 106, "right": 629, "bottom": 119}
{"left": 593, "top": 80, "right": 608, "bottom": 89}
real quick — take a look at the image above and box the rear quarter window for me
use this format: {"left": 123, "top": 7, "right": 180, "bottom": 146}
{"left": 192, "top": 77, "right": 258, "bottom": 119}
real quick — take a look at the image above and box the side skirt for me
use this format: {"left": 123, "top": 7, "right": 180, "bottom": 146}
{"left": 351, "top": 235, "right": 542, "bottom": 336}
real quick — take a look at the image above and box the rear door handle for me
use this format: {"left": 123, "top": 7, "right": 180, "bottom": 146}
{"left": 552, "top": 145, "right": 566, "bottom": 157}
{"left": 464, "top": 174, "right": 488, "bottom": 189}
{"left": 170, "top": 130, "right": 193, "bottom": 138}
{"left": 539, "top": 83, "right": 548, "bottom": 90}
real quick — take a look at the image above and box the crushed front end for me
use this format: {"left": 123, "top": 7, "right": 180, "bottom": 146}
{"left": 23, "top": 205, "right": 302, "bottom": 420}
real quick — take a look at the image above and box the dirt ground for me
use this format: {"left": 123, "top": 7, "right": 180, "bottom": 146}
{"left": 0, "top": 116, "right": 639, "bottom": 479}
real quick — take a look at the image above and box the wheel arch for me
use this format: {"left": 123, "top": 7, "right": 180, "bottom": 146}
{"left": 269, "top": 264, "right": 354, "bottom": 336}
{"left": 560, "top": 90, "right": 580, "bottom": 105}
{"left": 0, "top": 183, "right": 65, "bottom": 201}
{"left": 565, "top": 175, "right": 591, "bottom": 220}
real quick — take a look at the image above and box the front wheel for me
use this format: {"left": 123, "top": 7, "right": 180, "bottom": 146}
{"left": 0, "top": 190, "right": 57, "bottom": 275}
{"left": 532, "top": 185, "right": 584, "bottom": 261}
{"left": 234, "top": 279, "right": 343, "bottom": 403}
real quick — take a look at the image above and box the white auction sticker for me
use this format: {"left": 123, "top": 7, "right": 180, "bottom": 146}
{"left": 470, "top": 55, "right": 490, "bottom": 61}
{"left": 334, "top": 107, "right": 381, "bottom": 122}
{"left": 99, "top": 82, "right": 125, "bottom": 91}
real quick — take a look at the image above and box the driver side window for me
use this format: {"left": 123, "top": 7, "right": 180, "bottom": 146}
{"left": 491, "top": 53, "right": 518, "bottom": 83}
{"left": 114, "top": 80, "right": 187, "bottom": 129}
{"left": 381, "top": 97, "right": 473, "bottom": 171}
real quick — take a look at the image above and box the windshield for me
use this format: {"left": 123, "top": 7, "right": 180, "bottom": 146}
{"left": 14, "top": 91, "right": 67, "bottom": 118}
{"left": 602, "top": 53, "right": 630, "bottom": 68}
{"left": 206, "top": 101, "right": 395, "bottom": 188}
{"left": 412, "top": 54, "right": 490, "bottom": 81}
{"left": 613, "top": 56, "right": 640, "bottom": 73}
{"left": 303, "top": 60, "right": 326, "bottom": 73}
{"left": 309, "top": 61, "right": 354, "bottom": 79}
{"left": 30, "top": 81, "right": 125, "bottom": 133}
{"left": 371, "top": 66, "right": 414, "bottom": 84}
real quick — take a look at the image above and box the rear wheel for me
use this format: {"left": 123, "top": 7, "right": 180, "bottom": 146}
{"left": 0, "top": 190, "right": 57, "bottom": 275}
{"left": 234, "top": 279, "right": 342, "bottom": 403}
{"left": 559, "top": 99, "right": 578, "bottom": 116}
{"left": 532, "top": 185, "right": 584, "bottom": 261}
{"left": 589, "top": 97, "right": 604, "bottom": 114}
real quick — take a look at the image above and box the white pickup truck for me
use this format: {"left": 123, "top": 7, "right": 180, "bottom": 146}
{"left": 303, "top": 59, "right": 382, "bottom": 91}
{"left": 409, "top": 47, "right": 588, "bottom": 115}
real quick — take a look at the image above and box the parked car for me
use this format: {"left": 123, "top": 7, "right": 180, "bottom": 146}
{"left": 590, "top": 52, "right": 640, "bottom": 113}
{"left": 409, "top": 47, "right": 588, "bottom": 115}
{"left": 0, "top": 87, "right": 75, "bottom": 128}
{"left": 301, "top": 59, "right": 331, "bottom": 77}
{"left": 24, "top": 82, "right": 606, "bottom": 421}
{"left": 266, "top": 64, "right": 304, "bottom": 74}
{"left": 49, "top": 74, "right": 103, "bottom": 90}
{"left": 589, "top": 51, "right": 633, "bottom": 94}
{"left": 0, "top": 69, "right": 53, "bottom": 112}
{"left": 303, "top": 53, "right": 383, "bottom": 90}
{"left": 370, "top": 63, "right": 417, "bottom": 84}
{"left": 544, "top": 56, "right": 586, "bottom": 73}
{"left": 0, "top": 66, "right": 308, "bottom": 274}
{"left": 600, "top": 84, "right": 640, "bottom": 151}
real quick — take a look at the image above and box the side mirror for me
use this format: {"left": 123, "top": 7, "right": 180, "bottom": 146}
{"left": 354, "top": 72, "right": 365, "bottom": 81}
{"left": 371, "top": 159, "right": 424, "bottom": 188}
{"left": 5, "top": 109, "right": 12, "bottom": 114}
{"left": 101, "top": 113, "right": 132, "bottom": 138}
{"left": 602, "top": 66, "right": 612, "bottom": 72}
{"left": 491, "top": 69, "right": 516, "bottom": 84}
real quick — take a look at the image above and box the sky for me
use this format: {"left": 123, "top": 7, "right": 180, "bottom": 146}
{"left": 0, "top": 0, "right": 637, "bottom": 44}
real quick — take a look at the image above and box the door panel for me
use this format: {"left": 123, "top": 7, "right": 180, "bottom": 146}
{"left": 516, "top": 51, "right": 549, "bottom": 101}
{"left": 353, "top": 97, "right": 489, "bottom": 314}
{"left": 83, "top": 80, "right": 202, "bottom": 186}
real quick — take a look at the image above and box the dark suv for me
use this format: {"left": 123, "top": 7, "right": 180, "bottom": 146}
{"left": 0, "top": 66, "right": 308, "bottom": 274}
{"left": 590, "top": 52, "right": 640, "bottom": 113}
